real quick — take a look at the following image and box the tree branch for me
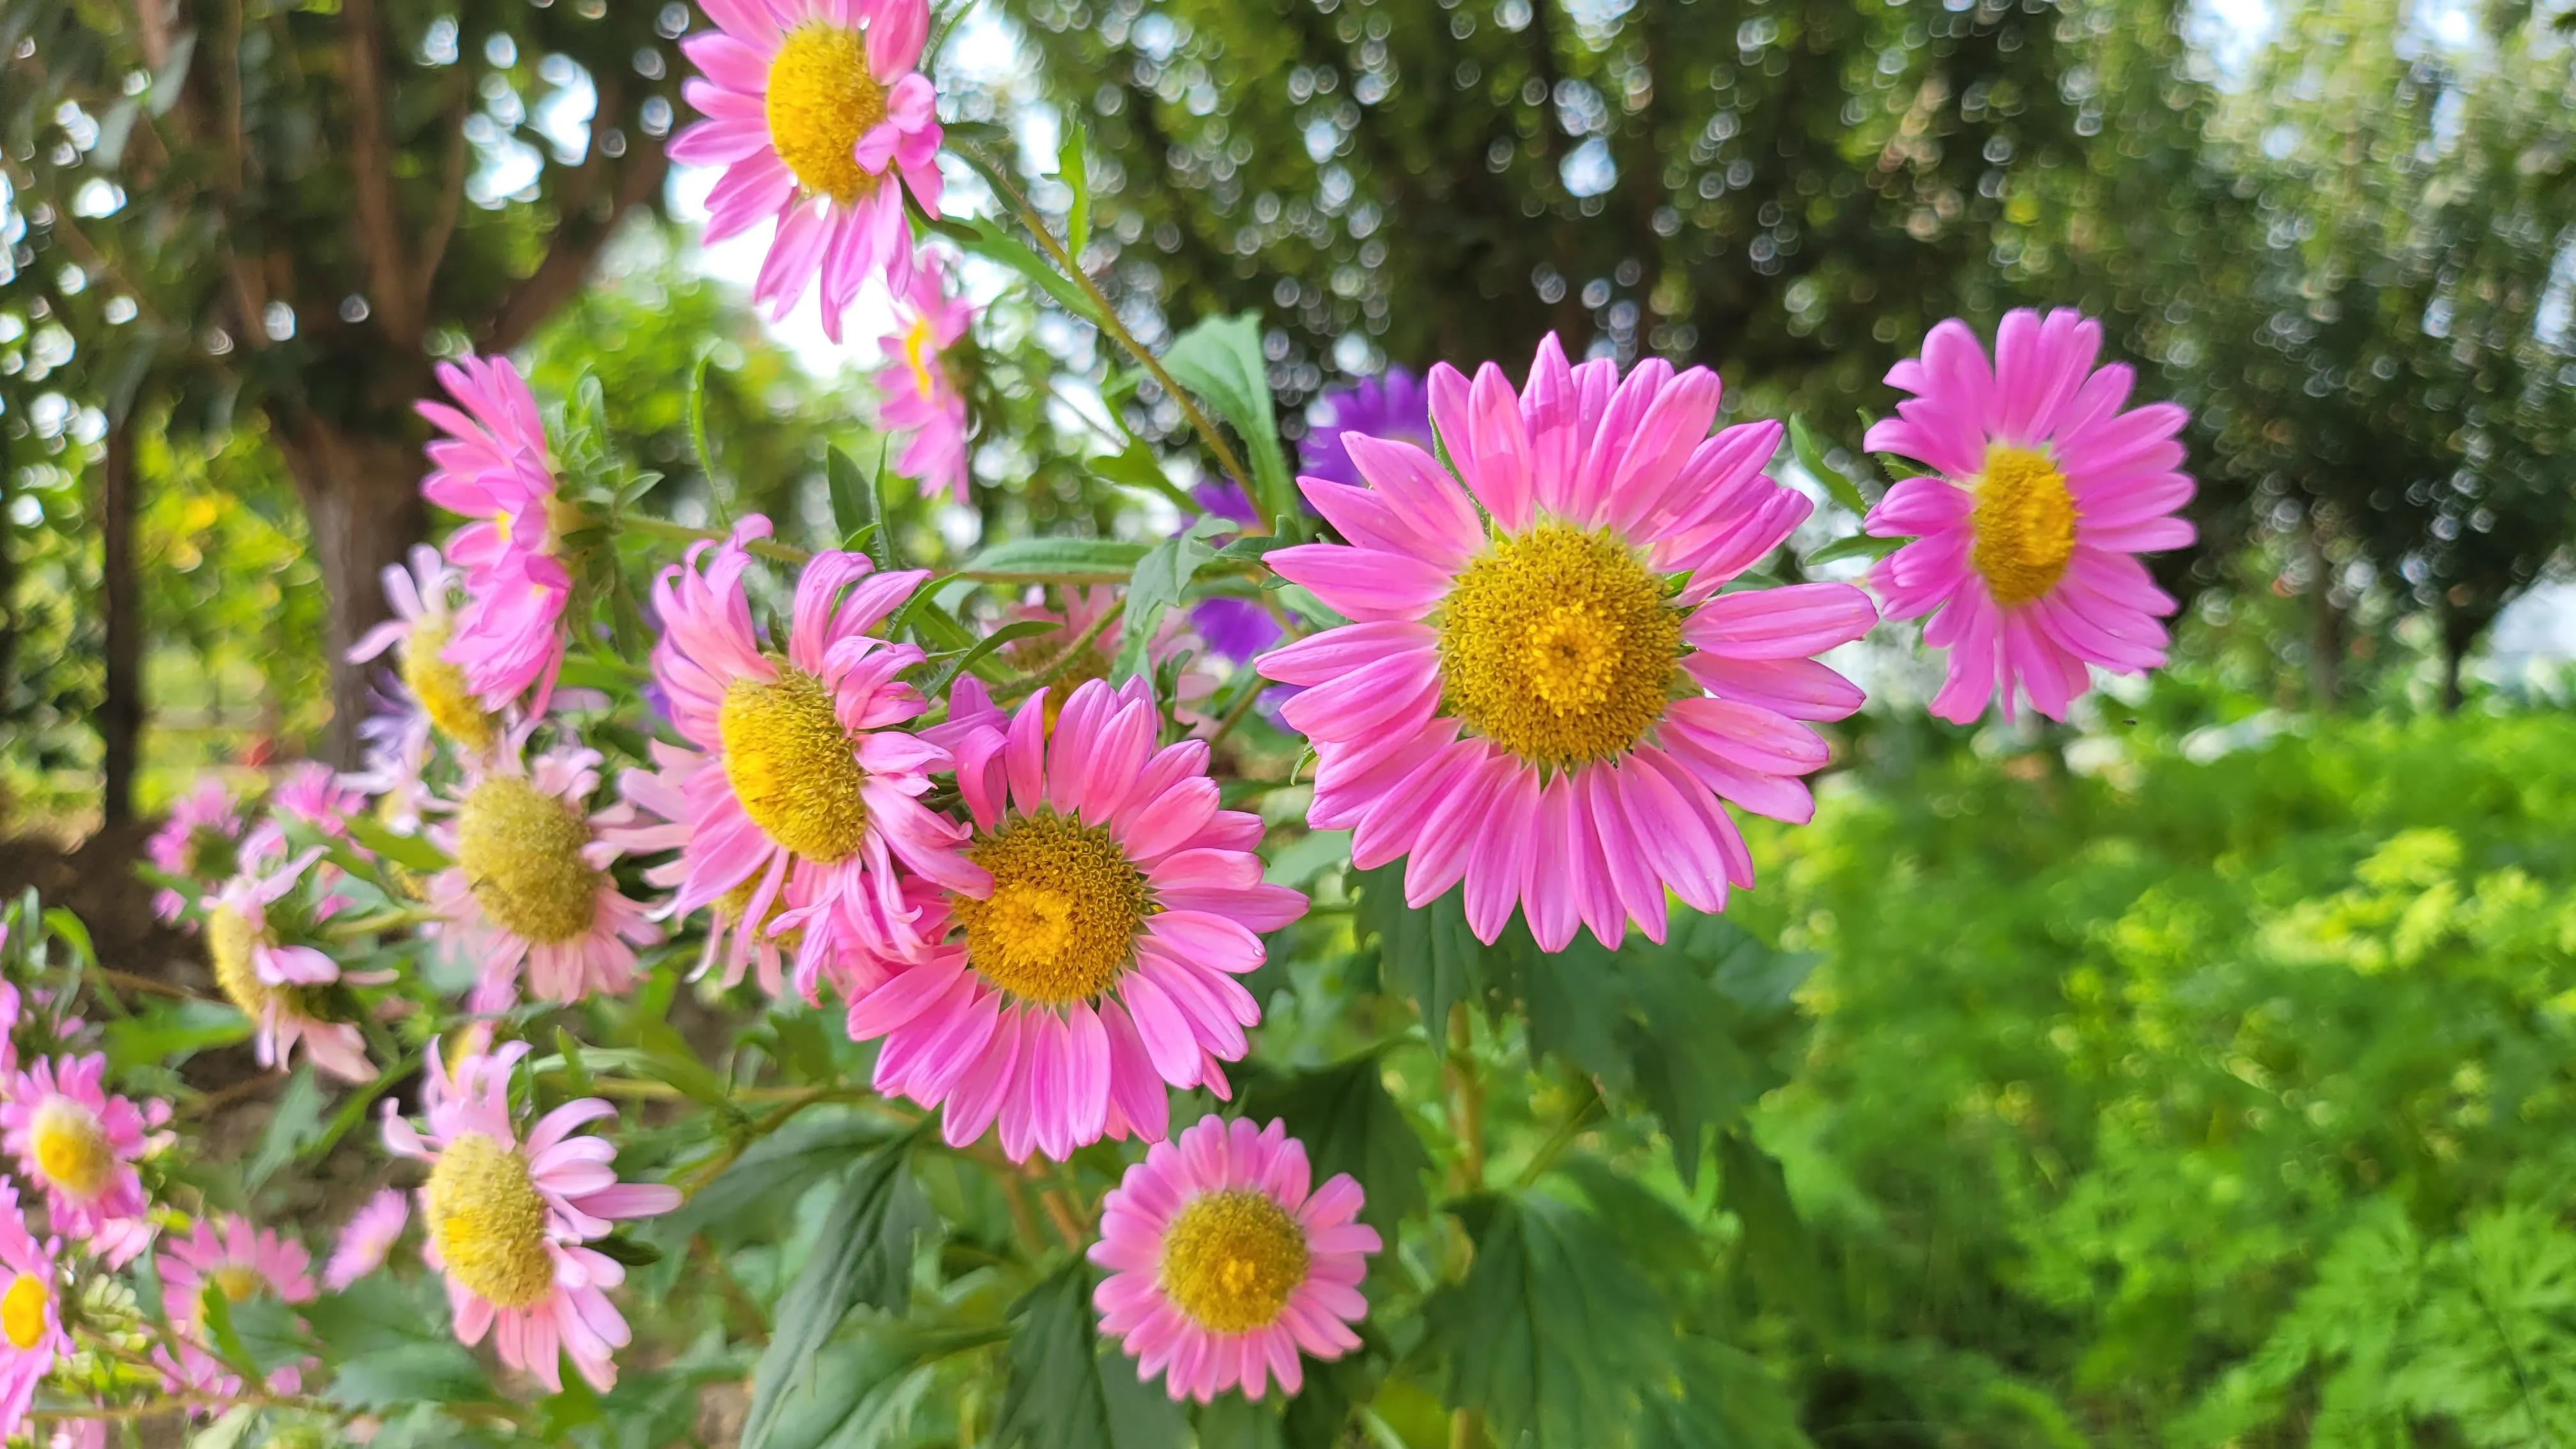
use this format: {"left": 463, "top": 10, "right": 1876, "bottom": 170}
{"left": 479, "top": 88, "right": 668, "bottom": 354}
{"left": 339, "top": 0, "right": 420, "bottom": 346}
{"left": 416, "top": 83, "right": 475, "bottom": 304}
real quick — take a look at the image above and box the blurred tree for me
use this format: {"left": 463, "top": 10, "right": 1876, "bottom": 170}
{"left": 1, "top": 0, "right": 686, "bottom": 758}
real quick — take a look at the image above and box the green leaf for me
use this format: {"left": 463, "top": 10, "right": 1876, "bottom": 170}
{"left": 656, "top": 1112, "right": 905, "bottom": 1245}
{"left": 104, "top": 997, "right": 251, "bottom": 1071}
{"left": 327, "top": 1341, "right": 497, "bottom": 1410}
{"left": 740, "top": 1133, "right": 935, "bottom": 1449}
{"left": 1161, "top": 313, "right": 1294, "bottom": 523}
{"left": 1802, "top": 532, "right": 1902, "bottom": 567}
{"left": 1350, "top": 862, "right": 1487, "bottom": 1032}
{"left": 760, "top": 1323, "right": 1007, "bottom": 1449}
{"left": 1059, "top": 121, "right": 1092, "bottom": 256}
{"left": 1236, "top": 1052, "right": 1431, "bottom": 1238}
{"left": 246, "top": 1066, "right": 325, "bottom": 1193}
{"left": 1639, "top": 1338, "right": 1817, "bottom": 1449}
{"left": 993, "top": 1260, "right": 1190, "bottom": 1449}
{"left": 1116, "top": 518, "right": 1227, "bottom": 680}
{"left": 197, "top": 1285, "right": 259, "bottom": 1381}
{"left": 1428, "top": 1191, "right": 1676, "bottom": 1446}
{"left": 631, "top": 1022, "right": 734, "bottom": 1113}
{"left": 961, "top": 535, "right": 1151, "bottom": 582}
{"left": 932, "top": 618, "right": 1060, "bottom": 696}
{"left": 188, "top": 1406, "right": 259, "bottom": 1449}
{"left": 38, "top": 907, "right": 94, "bottom": 969}
{"left": 1788, "top": 414, "right": 1873, "bottom": 518}
{"left": 689, "top": 350, "right": 723, "bottom": 496}
{"left": 227, "top": 1294, "right": 311, "bottom": 1374}
{"left": 1718, "top": 1130, "right": 1832, "bottom": 1333}
{"left": 924, "top": 212, "right": 1101, "bottom": 322}
{"left": 589, "top": 1233, "right": 664, "bottom": 1268}
{"left": 342, "top": 812, "right": 450, "bottom": 875}
{"left": 826, "top": 445, "right": 884, "bottom": 556}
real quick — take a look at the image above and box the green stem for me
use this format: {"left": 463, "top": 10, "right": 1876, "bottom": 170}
{"left": 1514, "top": 1080, "right": 1603, "bottom": 1188}
{"left": 993, "top": 599, "right": 1124, "bottom": 704}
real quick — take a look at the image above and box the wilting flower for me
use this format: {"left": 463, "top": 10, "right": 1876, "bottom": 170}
{"left": 1861, "top": 309, "right": 2195, "bottom": 722}
{"left": 873, "top": 247, "right": 975, "bottom": 502}
{"left": 0, "top": 1055, "right": 155, "bottom": 1265}
{"left": 1091, "top": 1116, "right": 1377, "bottom": 1402}
{"left": 1259, "top": 335, "right": 1877, "bottom": 949}
{"left": 643, "top": 516, "right": 979, "bottom": 976}
{"left": 348, "top": 544, "right": 499, "bottom": 755}
{"left": 0, "top": 1183, "right": 70, "bottom": 1438}
{"left": 1000, "top": 586, "right": 1220, "bottom": 729}
{"left": 841, "top": 678, "right": 1306, "bottom": 1160}
{"left": 153, "top": 1216, "right": 318, "bottom": 1398}
{"left": 323, "top": 1188, "right": 411, "bottom": 1292}
{"left": 383, "top": 1038, "right": 681, "bottom": 1392}
{"left": 1300, "top": 367, "right": 1434, "bottom": 489}
{"left": 204, "top": 848, "right": 378, "bottom": 1083}
{"left": 674, "top": 0, "right": 944, "bottom": 339}
{"left": 424, "top": 727, "right": 658, "bottom": 1013}
{"left": 145, "top": 774, "right": 245, "bottom": 923}
{"left": 602, "top": 741, "right": 803, "bottom": 998}
{"left": 418, "top": 353, "right": 570, "bottom": 714}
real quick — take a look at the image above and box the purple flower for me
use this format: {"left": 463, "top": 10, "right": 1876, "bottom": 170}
{"left": 1298, "top": 367, "right": 1434, "bottom": 488}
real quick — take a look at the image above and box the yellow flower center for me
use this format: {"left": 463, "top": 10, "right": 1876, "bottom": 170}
{"left": 903, "top": 314, "right": 941, "bottom": 401}
{"left": 765, "top": 24, "right": 887, "bottom": 206}
{"left": 1436, "top": 523, "right": 1682, "bottom": 769}
{"left": 1, "top": 1273, "right": 48, "bottom": 1351}
{"left": 719, "top": 665, "right": 873, "bottom": 864}
{"left": 721, "top": 665, "right": 870, "bottom": 861}
{"left": 425, "top": 1132, "right": 555, "bottom": 1310}
{"left": 1158, "top": 1190, "right": 1310, "bottom": 1334}
{"left": 951, "top": 811, "right": 1149, "bottom": 1006}
{"left": 717, "top": 877, "right": 801, "bottom": 949}
{"left": 208, "top": 903, "right": 272, "bottom": 1017}
{"left": 454, "top": 776, "right": 601, "bottom": 946}
{"left": 1968, "top": 444, "right": 2078, "bottom": 608}
{"left": 402, "top": 616, "right": 495, "bottom": 752}
{"left": 29, "top": 1098, "right": 113, "bottom": 1199}
{"left": 209, "top": 1265, "right": 266, "bottom": 1304}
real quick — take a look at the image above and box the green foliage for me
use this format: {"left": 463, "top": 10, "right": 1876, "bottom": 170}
{"left": 993, "top": 1261, "right": 1190, "bottom": 1449}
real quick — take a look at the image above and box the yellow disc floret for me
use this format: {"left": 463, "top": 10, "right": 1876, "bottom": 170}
{"left": 425, "top": 1132, "right": 555, "bottom": 1310}
{"left": 208, "top": 903, "right": 271, "bottom": 1019}
{"left": 719, "top": 664, "right": 873, "bottom": 863}
{"left": 402, "top": 616, "right": 496, "bottom": 752}
{"left": 1969, "top": 444, "right": 2078, "bottom": 608}
{"left": 454, "top": 776, "right": 601, "bottom": 946}
{"left": 209, "top": 1265, "right": 266, "bottom": 1304}
{"left": 29, "top": 1098, "right": 113, "bottom": 1199}
{"left": 1436, "top": 523, "right": 1682, "bottom": 769}
{"left": 953, "top": 811, "right": 1149, "bottom": 1006}
{"left": 1159, "top": 1190, "right": 1310, "bottom": 1333}
{"left": 765, "top": 25, "right": 887, "bottom": 206}
{"left": 1, "top": 1273, "right": 47, "bottom": 1350}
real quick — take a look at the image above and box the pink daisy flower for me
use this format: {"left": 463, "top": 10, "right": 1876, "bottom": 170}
{"left": 873, "top": 247, "right": 975, "bottom": 501}
{"left": 49, "top": 1420, "right": 104, "bottom": 1449}
{"left": 422, "top": 726, "right": 659, "bottom": 1013}
{"left": 203, "top": 848, "right": 379, "bottom": 1084}
{"left": 674, "top": 0, "right": 944, "bottom": 341}
{"left": 145, "top": 774, "right": 245, "bottom": 923}
{"left": 1860, "top": 309, "right": 2195, "bottom": 723}
{"left": 1257, "top": 334, "right": 1878, "bottom": 950}
{"left": 0, "top": 1054, "right": 155, "bottom": 1266}
{"left": 153, "top": 1215, "right": 318, "bottom": 1399}
{"left": 645, "top": 514, "right": 981, "bottom": 974}
{"left": 348, "top": 543, "right": 500, "bottom": 756}
{"left": 841, "top": 677, "right": 1307, "bottom": 1161}
{"left": 601, "top": 740, "right": 805, "bottom": 998}
{"left": 322, "top": 1188, "right": 412, "bottom": 1292}
{"left": 1090, "top": 1116, "right": 1378, "bottom": 1403}
{"left": 383, "top": 1038, "right": 682, "bottom": 1393}
{"left": 239, "top": 759, "right": 368, "bottom": 864}
{"left": 417, "top": 353, "right": 571, "bottom": 714}
{"left": 0, "top": 1183, "right": 70, "bottom": 1438}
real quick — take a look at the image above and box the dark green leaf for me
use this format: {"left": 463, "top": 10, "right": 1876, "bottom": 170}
{"left": 246, "top": 1066, "right": 325, "bottom": 1193}
{"left": 1161, "top": 313, "right": 1294, "bottom": 523}
{"left": 1350, "top": 862, "right": 1487, "bottom": 1033}
{"left": 740, "top": 1133, "right": 935, "bottom": 1449}
{"left": 227, "top": 1294, "right": 310, "bottom": 1374}
{"left": 1116, "top": 518, "right": 1227, "bottom": 680}
{"left": 825, "top": 445, "right": 882, "bottom": 555}
{"left": 1236, "top": 1052, "right": 1431, "bottom": 1238}
{"left": 1428, "top": 1190, "right": 1676, "bottom": 1446}
{"left": 1639, "top": 1338, "right": 1817, "bottom": 1449}
{"left": 992, "top": 1260, "right": 1190, "bottom": 1449}
{"left": 656, "top": 1112, "right": 903, "bottom": 1245}
{"left": 591, "top": 1233, "right": 664, "bottom": 1268}
{"left": 961, "top": 535, "right": 1150, "bottom": 581}
{"left": 1718, "top": 1130, "right": 1831, "bottom": 1333}
{"left": 760, "top": 1323, "right": 1007, "bottom": 1449}
{"left": 1788, "top": 415, "right": 1873, "bottom": 518}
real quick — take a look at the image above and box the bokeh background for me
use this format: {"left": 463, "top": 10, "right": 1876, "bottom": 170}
{"left": 6, "top": 0, "right": 2576, "bottom": 1441}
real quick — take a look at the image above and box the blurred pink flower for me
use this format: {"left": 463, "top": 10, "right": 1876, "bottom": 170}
{"left": 153, "top": 1215, "right": 318, "bottom": 1399}
{"left": 144, "top": 774, "right": 245, "bottom": 923}
{"left": 0, "top": 1183, "right": 70, "bottom": 1439}
{"left": 417, "top": 353, "right": 570, "bottom": 714}
{"left": 203, "top": 848, "right": 379, "bottom": 1084}
{"left": 873, "top": 248, "right": 975, "bottom": 501}
{"left": 0, "top": 1054, "right": 155, "bottom": 1266}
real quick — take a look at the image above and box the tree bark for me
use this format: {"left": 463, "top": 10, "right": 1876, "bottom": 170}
{"left": 98, "top": 418, "right": 141, "bottom": 825}
{"left": 273, "top": 417, "right": 427, "bottom": 767}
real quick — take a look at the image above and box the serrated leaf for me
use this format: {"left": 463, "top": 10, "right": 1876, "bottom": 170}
{"left": 1116, "top": 518, "right": 1228, "bottom": 680}
{"left": 246, "top": 1066, "right": 325, "bottom": 1192}
{"left": 1788, "top": 415, "right": 1873, "bottom": 518}
{"left": 993, "top": 1260, "right": 1190, "bottom": 1449}
{"left": 1161, "top": 313, "right": 1294, "bottom": 523}
{"left": 1236, "top": 1052, "right": 1430, "bottom": 1238}
{"left": 1429, "top": 1190, "right": 1676, "bottom": 1446}
{"left": 961, "top": 535, "right": 1151, "bottom": 582}
{"left": 1350, "top": 862, "right": 1486, "bottom": 1032}
{"left": 740, "top": 1133, "right": 935, "bottom": 1449}
{"left": 1718, "top": 1130, "right": 1831, "bottom": 1333}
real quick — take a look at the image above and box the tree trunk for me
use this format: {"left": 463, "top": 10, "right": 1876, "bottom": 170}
{"left": 2437, "top": 602, "right": 2490, "bottom": 716}
{"left": 0, "top": 422, "right": 19, "bottom": 716}
{"left": 274, "top": 416, "right": 427, "bottom": 767}
{"left": 98, "top": 418, "right": 141, "bottom": 825}
{"left": 2302, "top": 521, "right": 2341, "bottom": 712}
